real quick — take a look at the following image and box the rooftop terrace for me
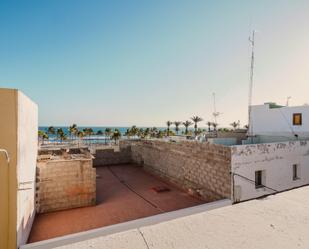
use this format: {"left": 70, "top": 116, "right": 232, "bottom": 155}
{"left": 28, "top": 164, "right": 205, "bottom": 243}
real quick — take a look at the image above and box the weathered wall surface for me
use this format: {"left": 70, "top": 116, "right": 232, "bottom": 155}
{"left": 36, "top": 159, "right": 96, "bottom": 213}
{"left": 231, "top": 140, "right": 309, "bottom": 202}
{"left": 123, "top": 140, "right": 231, "bottom": 202}
{"left": 0, "top": 88, "right": 17, "bottom": 249}
{"left": 0, "top": 88, "right": 38, "bottom": 249}
{"left": 16, "top": 91, "right": 38, "bottom": 247}
{"left": 93, "top": 146, "right": 131, "bottom": 166}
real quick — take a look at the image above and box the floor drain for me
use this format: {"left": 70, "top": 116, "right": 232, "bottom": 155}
{"left": 151, "top": 186, "right": 171, "bottom": 193}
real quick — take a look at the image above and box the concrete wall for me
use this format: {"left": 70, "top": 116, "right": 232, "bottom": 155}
{"left": 124, "top": 140, "right": 231, "bottom": 202}
{"left": 36, "top": 158, "right": 96, "bottom": 213}
{"left": 250, "top": 103, "right": 309, "bottom": 138}
{"left": 231, "top": 140, "right": 309, "bottom": 202}
{"left": 93, "top": 145, "right": 131, "bottom": 166}
{"left": 16, "top": 91, "right": 38, "bottom": 247}
{"left": 0, "top": 88, "right": 38, "bottom": 249}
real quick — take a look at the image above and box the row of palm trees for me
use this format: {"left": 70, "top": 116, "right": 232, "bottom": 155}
{"left": 166, "top": 117, "right": 245, "bottom": 136}
{"left": 38, "top": 125, "right": 123, "bottom": 145}
{"left": 167, "top": 116, "right": 204, "bottom": 136}
{"left": 38, "top": 119, "right": 246, "bottom": 145}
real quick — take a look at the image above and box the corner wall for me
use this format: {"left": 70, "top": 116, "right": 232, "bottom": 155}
{"left": 124, "top": 140, "right": 231, "bottom": 201}
{"left": 0, "top": 88, "right": 38, "bottom": 249}
{"left": 36, "top": 158, "right": 96, "bottom": 213}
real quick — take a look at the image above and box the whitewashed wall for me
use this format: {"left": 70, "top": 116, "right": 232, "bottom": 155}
{"left": 250, "top": 104, "right": 309, "bottom": 138}
{"left": 231, "top": 140, "right": 309, "bottom": 202}
{"left": 17, "top": 91, "right": 38, "bottom": 247}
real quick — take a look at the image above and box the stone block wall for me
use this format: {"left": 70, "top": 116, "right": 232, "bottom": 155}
{"left": 122, "top": 140, "right": 232, "bottom": 201}
{"left": 36, "top": 158, "right": 96, "bottom": 213}
{"left": 93, "top": 145, "right": 131, "bottom": 166}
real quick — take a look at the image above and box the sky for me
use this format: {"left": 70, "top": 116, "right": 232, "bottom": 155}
{"left": 0, "top": 0, "right": 309, "bottom": 127}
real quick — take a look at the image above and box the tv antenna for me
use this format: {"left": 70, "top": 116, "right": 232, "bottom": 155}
{"left": 212, "top": 92, "right": 222, "bottom": 124}
{"left": 286, "top": 96, "right": 291, "bottom": 106}
{"left": 248, "top": 30, "right": 256, "bottom": 137}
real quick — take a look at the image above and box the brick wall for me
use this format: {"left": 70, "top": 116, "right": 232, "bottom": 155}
{"left": 122, "top": 140, "right": 232, "bottom": 201}
{"left": 93, "top": 145, "right": 131, "bottom": 166}
{"left": 36, "top": 158, "right": 96, "bottom": 213}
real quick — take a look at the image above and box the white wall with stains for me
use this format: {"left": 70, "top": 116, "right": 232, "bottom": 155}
{"left": 231, "top": 140, "right": 309, "bottom": 202}
{"left": 250, "top": 103, "right": 309, "bottom": 138}
{"left": 17, "top": 91, "right": 38, "bottom": 247}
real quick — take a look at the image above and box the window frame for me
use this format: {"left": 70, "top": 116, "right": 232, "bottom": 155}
{"left": 293, "top": 113, "right": 302, "bottom": 126}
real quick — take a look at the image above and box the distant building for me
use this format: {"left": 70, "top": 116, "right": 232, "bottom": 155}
{"left": 250, "top": 102, "right": 309, "bottom": 140}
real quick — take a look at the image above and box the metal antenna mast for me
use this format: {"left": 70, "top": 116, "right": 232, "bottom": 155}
{"left": 248, "top": 30, "right": 255, "bottom": 137}
{"left": 212, "top": 92, "right": 221, "bottom": 124}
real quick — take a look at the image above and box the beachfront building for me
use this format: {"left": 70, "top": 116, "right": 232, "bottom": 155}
{"left": 250, "top": 102, "right": 309, "bottom": 141}
{"left": 229, "top": 102, "right": 309, "bottom": 202}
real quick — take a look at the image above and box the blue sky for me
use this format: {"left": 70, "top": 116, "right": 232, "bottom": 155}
{"left": 1, "top": 0, "right": 309, "bottom": 127}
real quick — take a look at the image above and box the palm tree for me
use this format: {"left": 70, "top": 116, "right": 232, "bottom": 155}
{"left": 105, "top": 128, "right": 112, "bottom": 144}
{"left": 59, "top": 132, "right": 67, "bottom": 143}
{"left": 174, "top": 121, "right": 181, "bottom": 135}
{"left": 68, "top": 124, "right": 78, "bottom": 141}
{"left": 206, "top": 121, "right": 212, "bottom": 132}
{"left": 124, "top": 128, "right": 131, "bottom": 139}
{"left": 96, "top": 130, "right": 103, "bottom": 135}
{"left": 42, "top": 133, "right": 49, "bottom": 144}
{"left": 129, "top": 126, "right": 139, "bottom": 138}
{"left": 83, "top": 128, "right": 93, "bottom": 144}
{"left": 144, "top": 128, "right": 150, "bottom": 138}
{"left": 77, "top": 130, "right": 84, "bottom": 146}
{"left": 138, "top": 128, "right": 145, "bottom": 138}
{"left": 47, "top": 126, "right": 55, "bottom": 143}
{"left": 38, "top": 130, "right": 44, "bottom": 144}
{"left": 191, "top": 116, "right": 203, "bottom": 136}
{"left": 212, "top": 122, "right": 218, "bottom": 131}
{"left": 56, "top": 128, "right": 64, "bottom": 144}
{"left": 230, "top": 121, "right": 238, "bottom": 130}
{"left": 166, "top": 121, "right": 172, "bottom": 136}
{"left": 183, "top": 120, "right": 193, "bottom": 135}
{"left": 150, "top": 127, "right": 158, "bottom": 138}
{"left": 111, "top": 129, "right": 121, "bottom": 144}
{"left": 47, "top": 126, "right": 55, "bottom": 135}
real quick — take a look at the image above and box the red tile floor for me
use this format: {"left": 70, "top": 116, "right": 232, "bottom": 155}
{"left": 28, "top": 164, "right": 205, "bottom": 243}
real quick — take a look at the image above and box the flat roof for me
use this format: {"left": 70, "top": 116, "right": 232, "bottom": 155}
{"left": 29, "top": 185, "right": 309, "bottom": 249}
{"left": 28, "top": 165, "right": 205, "bottom": 243}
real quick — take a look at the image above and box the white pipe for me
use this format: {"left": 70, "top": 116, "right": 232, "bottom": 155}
{"left": 0, "top": 149, "right": 10, "bottom": 163}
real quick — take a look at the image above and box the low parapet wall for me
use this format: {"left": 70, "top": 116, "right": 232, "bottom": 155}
{"left": 36, "top": 157, "right": 96, "bottom": 213}
{"left": 93, "top": 145, "right": 131, "bottom": 166}
{"left": 122, "top": 140, "right": 232, "bottom": 202}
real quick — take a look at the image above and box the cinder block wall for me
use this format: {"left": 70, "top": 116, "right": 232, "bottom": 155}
{"left": 36, "top": 159, "right": 96, "bottom": 213}
{"left": 93, "top": 145, "right": 131, "bottom": 166}
{"left": 122, "top": 140, "right": 232, "bottom": 201}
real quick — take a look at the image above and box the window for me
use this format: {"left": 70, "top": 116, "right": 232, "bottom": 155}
{"left": 255, "top": 170, "right": 264, "bottom": 189}
{"left": 293, "top": 113, "right": 302, "bottom": 126}
{"left": 293, "top": 164, "right": 300, "bottom": 180}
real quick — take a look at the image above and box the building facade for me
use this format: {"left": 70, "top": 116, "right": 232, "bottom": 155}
{"left": 250, "top": 102, "right": 309, "bottom": 139}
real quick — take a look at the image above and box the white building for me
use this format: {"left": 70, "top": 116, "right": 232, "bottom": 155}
{"left": 231, "top": 140, "right": 309, "bottom": 202}
{"left": 250, "top": 102, "right": 309, "bottom": 140}
{"left": 229, "top": 102, "right": 309, "bottom": 202}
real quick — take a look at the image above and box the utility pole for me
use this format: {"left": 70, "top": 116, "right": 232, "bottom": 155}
{"left": 248, "top": 30, "right": 255, "bottom": 138}
{"left": 212, "top": 92, "right": 220, "bottom": 125}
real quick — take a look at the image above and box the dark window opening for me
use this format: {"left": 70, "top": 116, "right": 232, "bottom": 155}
{"left": 293, "top": 113, "right": 302, "bottom": 126}
{"left": 293, "top": 164, "right": 300, "bottom": 180}
{"left": 255, "top": 170, "right": 263, "bottom": 189}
